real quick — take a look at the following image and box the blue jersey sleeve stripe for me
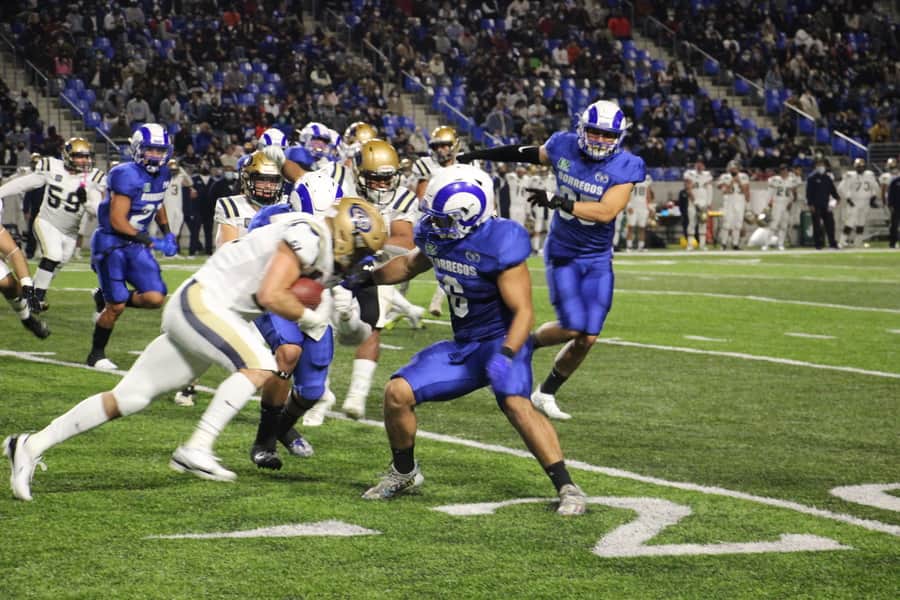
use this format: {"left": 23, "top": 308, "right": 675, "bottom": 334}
{"left": 296, "top": 184, "right": 314, "bottom": 214}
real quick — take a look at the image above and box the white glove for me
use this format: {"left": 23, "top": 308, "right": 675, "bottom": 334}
{"left": 262, "top": 145, "right": 285, "bottom": 169}
{"left": 827, "top": 198, "right": 837, "bottom": 211}
{"left": 297, "top": 304, "right": 329, "bottom": 341}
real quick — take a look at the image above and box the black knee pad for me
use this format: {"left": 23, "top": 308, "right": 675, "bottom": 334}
{"left": 38, "top": 257, "right": 60, "bottom": 272}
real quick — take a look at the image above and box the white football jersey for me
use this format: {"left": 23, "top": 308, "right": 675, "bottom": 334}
{"left": 412, "top": 156, "right": 442, "bottom": 181}
{"left": 0, "top": 157, "right": 106, "bottom": 237}
{"left": 323, "top": 161, "right": 357, "bottom": 198}
{"left": 629, "top": 174, "right": 653, "bottom": 210}
{"left": 838, "top": 170, "right": 879, "bottom": 202}
{"left": 526, "top": 171, "right": 557, "bottom": 195}
{"left": 878, "top": 171, "right": 898, "bottom": 188}
{"left": 214, "top": 194, "right": 258, "bottom": 239}
{"left": 194, "top": 214, "right": 334, "bottom": 319}
{"left": 505, "top": 172, "right": 531, "bottom": 206}
{"left": 767, "top": 175, "right": 794, "bottom": 207}
{"left": 684, "top": 168, "right": 713, "bottom": 207}
{"left": 718, "top": 171, "right": 749, "bottom": 198}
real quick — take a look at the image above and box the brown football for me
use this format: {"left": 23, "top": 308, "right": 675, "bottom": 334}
{"left": 289, "top": 277, "right": 324, "bottom": 309}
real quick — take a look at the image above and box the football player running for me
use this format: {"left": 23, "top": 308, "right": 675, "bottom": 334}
{"left": 0, "top": 208, "right": 49, "bottom": 338}
{"left": 333, "top": 139, "right": 425, "bottom": 420}
{"left": 4, "top": 198, "right": 386, "bottom": 500}
{"left": 86, "top": 124, "right": 177, "bottom": 370}
{"left": 0, "top": 137, "right": 106, "bottom": 312}
{"left": 413, "top": 125, "right": 460, "bottom": 317}
{"left": 458, "top": 100, "right": 645, "bottom": 420}
{"left": 349, "top": 164, "right": 586, "bottom": 516}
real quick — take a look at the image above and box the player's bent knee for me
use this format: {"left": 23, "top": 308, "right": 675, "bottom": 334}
{"left": 110, "top": 385, "right": 155, "bottom": 416}
{"left": 142, "top": 291, "right": 166, "bottom": 307}
{"left": 575, "top": 333, "right": 598, "bottom": 348}
{"left": 275, "top": 344, "right": 302, "bottom": 370}
{"left": 384, "top": 377, "right": 415, "bottom": 411}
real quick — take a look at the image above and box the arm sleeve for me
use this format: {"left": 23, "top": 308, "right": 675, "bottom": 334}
{"left": 462, "top": 144, "right": 541, "bottom": 164}
{"left": 0, "top": 173, "right": 46, "bottom": 198}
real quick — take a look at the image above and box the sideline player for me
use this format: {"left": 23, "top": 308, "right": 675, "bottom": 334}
{"left": 717, "top": 160, "right": 750, "bottom": 250}
{"left": 87, "top": 124, "right": 177, "bottom": 370}
{"left": 837, "top": 158, "right": 878, "bottom": 247}
{"left": 683, "top": 160, "right": 713, "bottom": 250}
{"left": 348, "top": 164, "right": 586, "bottom": 516}
{"left": 0, "top": 138, "right": 106, "bottom": 311}
{"left": 625, "top": 173, "right": 653, "bottom": 251}
{"left": 4, "top": 198, "right": 386, "bottom": 500}
{"left": 458, "top": 100, "right": 644, "bottom": 419}
{"left": 766, "top": 164, "right": 795, "bottom": 250}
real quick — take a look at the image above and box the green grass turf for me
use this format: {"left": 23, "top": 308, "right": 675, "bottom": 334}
{"left": 0, "top": 249, "right": 898, "bottom": 598}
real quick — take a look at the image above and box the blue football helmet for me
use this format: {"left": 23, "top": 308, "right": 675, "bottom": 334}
{"left": 421, "top": 164, "right": 494, "bottom": 241}
{"left": 577, "top": 100, "right": 628, "bottom": 161}
{"left": 258, "top": 127, "right": 287, "bottom": 150}
{"left": 130, "top": 123, "right": 172, "bottom": 173}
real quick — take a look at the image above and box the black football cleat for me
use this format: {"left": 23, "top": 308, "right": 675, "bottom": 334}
{"left": 250, "top": 445, "right": 283, "bottom": 470}
{"left": 21, "top": 315, "right": 50, "bottom": 339}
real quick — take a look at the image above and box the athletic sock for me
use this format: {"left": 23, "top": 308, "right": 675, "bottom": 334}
{"left": 254, "top": 404, "right": 283, "bottom": 449}
{"left": 540, "top": 367, "right": 569, "bottom": 395}
{"left": 392, "top": 445, "right": 415, "bottom": 474}
{"left": 187, "top": 372, "right": 256, "bottom": 451}
{"left": 27, "top": 393, "right": 109, "bottom": 457}
{"left": 544, "top": 460, "right": 574, "bottom": 492}
{"left": 346, "top": 358, "right": 377, "bottom": 400}
{"left": 91, "top": 324, "right": 113, "bottom": 354}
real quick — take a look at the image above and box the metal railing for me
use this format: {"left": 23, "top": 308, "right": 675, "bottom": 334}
{"left": 625, "top": 2, "right": 867, "bottom": 161}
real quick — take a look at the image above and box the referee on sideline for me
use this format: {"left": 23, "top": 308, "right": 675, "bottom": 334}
{"left": 806, "top": 158, "right": 841, "bottom": 249}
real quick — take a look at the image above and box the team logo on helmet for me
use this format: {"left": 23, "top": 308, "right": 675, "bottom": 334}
{"left": 349, "top": 204, "right": 373, "bottom": 233}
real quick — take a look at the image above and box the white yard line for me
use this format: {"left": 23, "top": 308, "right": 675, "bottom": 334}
{"left": 1, "top": 348, "right": 898, "bottom": 538}
{"left": 683, "top": 335, "right": 728, "bottom": 342}
{"left": 598, "top": 339, "right": 900, "bottom": 379}
{"left": 784, "top": 332, "right": 837, "bottom": 340}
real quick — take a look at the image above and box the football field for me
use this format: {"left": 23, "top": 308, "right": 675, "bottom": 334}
{"left": 1, "top": 249, "right": 898, "bottom": 599}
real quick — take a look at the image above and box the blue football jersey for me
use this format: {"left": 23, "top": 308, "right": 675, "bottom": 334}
{"left": 416, "top": 218, "right": 531, "bottom": 342}
{"left": 544, "top": 132, "right": 645, "bottom": 259}
{"left": 97, "top": 162, "right": 171, "bottom": 235}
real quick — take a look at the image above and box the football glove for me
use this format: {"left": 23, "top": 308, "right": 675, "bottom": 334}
{"left": 870, "top": 196, "right": 879, "bottom": 209}
{"left": 340, "top": 255, "right": 377, "bottom": 293}
{"left": 262, "top": 145, "right": 286, "bottom": 169}
{"left": 152, "top": 233, "right": 178, "bottom": 257}
{"left": 526, "top": 188, "right": 574, "bottom": 213}
{"left": 297, "top": 304, "right": 330, "bottom": 341}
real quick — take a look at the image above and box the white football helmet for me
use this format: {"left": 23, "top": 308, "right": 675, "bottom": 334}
{"left": 292, "top": 169, "right": 339, "bottom": 216}
{"left": 421, "top": 164, "right": 494, "bottom": 241}
{"left": 130, "top": 123, "right": 172, "bottom": 174}
{"left": 577, "top": 100, "right": 628, "bottom": 161}
{"left": 299, "top": 122, "right": 333, "bottom": 159}
{"left": 258, "top": 127, "right": 287, "bottom": 150}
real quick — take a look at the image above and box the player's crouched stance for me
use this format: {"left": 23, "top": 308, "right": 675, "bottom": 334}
{"left": 350, "top": 165, "right": 586, "bottom": 516}
{"left": 4, "top": 198, "right": 386, "bottom": 500}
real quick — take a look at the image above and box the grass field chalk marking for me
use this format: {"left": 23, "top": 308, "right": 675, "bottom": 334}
{"left": 598, "top": 339, "right": 900, "bottom": 380}
{"left": 830, "top": 484, "right": 900, "bottom": 513}
{"left": 2, "top": 349, "right": 899, "bottom": 538}
{"left": 434, "top": 497, "right": 849, "bottom": 557}
{"left": 613, "top": 289, "right": 900, "bottom": 314}
{"left": 784, "top": 332, "right": 837, "bottom": 340}
{"left": 683, "top": 335, "right": 728, "bottom": 342}
{"left": 147, "top": 520, "right": 380, "bottom": 539}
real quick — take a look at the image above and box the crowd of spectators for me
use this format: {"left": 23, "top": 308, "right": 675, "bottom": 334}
{"left": 646, "top": 0, "right": 899, "bottom": 145}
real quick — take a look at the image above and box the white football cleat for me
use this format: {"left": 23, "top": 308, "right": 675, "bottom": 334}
{"left": 173, "top": 386, "right": 196, "bottom": 407}
{"left": 302, "top": 389, "right": 335, "bottom": 427}
{"left": 531, "top": 390, "right": 572, "bottom": 420}
{"left": 341, "top": 393, "right": 366, "bottom": 420}
{"left": 557, "top": 483, "right": 587, "bottom": 516}
{"left": 169, "top": 445, "right": 236, "bottom": 482}
{"left": 362, "top": 463, "right": 424, "bottom": 500}
{"left": 4, "top": 434, "right": 46, "bottom": 501}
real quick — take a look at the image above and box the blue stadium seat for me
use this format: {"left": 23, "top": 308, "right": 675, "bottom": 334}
{"left": 734, "top": 78, "right": 750, "bottom": 96}
{"left": 84, "top": 111, "right": 101, "bottom": 129}
{"left": 245, "top": 83, "right": 260, "bottom": 94}
{"left": 797, "top": 117, "right": 815, "bottom": 136}
{"left": 252, "top": 62, "right": 268, "bottom": 73}
{"left": 649, "top": 167, "right": 666, "bottom": 181}
{"left": 665, "top": 167, "right": 682, "bottom": 181}
{"left": 399, "top": 115, "right": 416, "bottom": 131}
{"left": 634, "top": 98, "right": 649, "bottom": 119}
{"left": 831, "top": 136, "right": 848, "bottom": 155}
{"left": 703, "top": 58, "right": 719, "bottom": 76}
{"left": 815, "top": 127, "right": 830, "bottom": 145}
{"left": 79, "top": 88, "right": 96, "bottom": 105}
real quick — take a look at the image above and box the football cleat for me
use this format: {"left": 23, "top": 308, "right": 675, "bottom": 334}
{"left": 279, "top": 431, "right": 314, "bottom": 458}
{"left": 531, "top": 390, "right": 572, "bottom": 420}
{"left": 302, "top": 389, "right": 336, "bottom": 427}
{"left": 341, "top": 393, "right": 366, "bottom": 420}
{"left": 557, "top": 483, "right": 587, "bottom": 516}
{"left": 173, "top": 385, "right": 196, "bottom": 407}
{"left": 169, "top": 445, "right": 236, "bottom": 482}
{"left": 21, "top": 315, "right": 50, "bottom": 339}
{"left": 250, "top": 444, "right": 283, "bottom": 470}
{"left": 362, "top": 462, "right": 424, "bottom": 500}
{"left": 86, "top": 352, "right": 118, "bottom": 370}
{"left": 4, "top": 434, "right": 46, "bottom": 501}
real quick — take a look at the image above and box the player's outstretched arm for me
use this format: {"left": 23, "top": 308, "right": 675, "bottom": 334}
{"left": 385, "top": 220, "right": 415, "bottom": 253}
{"left": 496, "top": 261, "right": 534, "bottom": 353}
{"left": 570, "top": 182, "right": 633, "bottom": 223}
{"left": 0, "top": 172, "right": 45, "bottom": 198}
{"left": 373, "top": 248, "right": 432, "bottom": 286}
{"left": 457, "top": 144, "right": 550, "bottom": 166}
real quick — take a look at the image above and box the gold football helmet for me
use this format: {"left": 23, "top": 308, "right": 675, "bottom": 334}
{"left": 355, "top": 139, "right": 400, "bottom": 208}
{"left": 886, "top": 157, "right": 897, "bottom": 171}
{"left": 330, "top": 196, "right": 387, "bottom": 271}
{"left": 852, "top": 158, "right": 866, "bottom": 171}
{"left": 63, "top": 137, "right": 93, "bottom": 173}
{"left": 340, "top": 121, "right": 378, "bottom": 158}
{"left": 240, "top": 150, "right": 283, "bottom": 206}
{"left": 429, "top": 125, "right": 459, "bottom": 166}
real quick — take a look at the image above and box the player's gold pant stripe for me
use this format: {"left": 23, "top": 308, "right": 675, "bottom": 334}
{"left": 33, "top": 217, "right": 49, "bottom": 255}
{"left": 183, "top": 281, "right": 266, "bottom": 370}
